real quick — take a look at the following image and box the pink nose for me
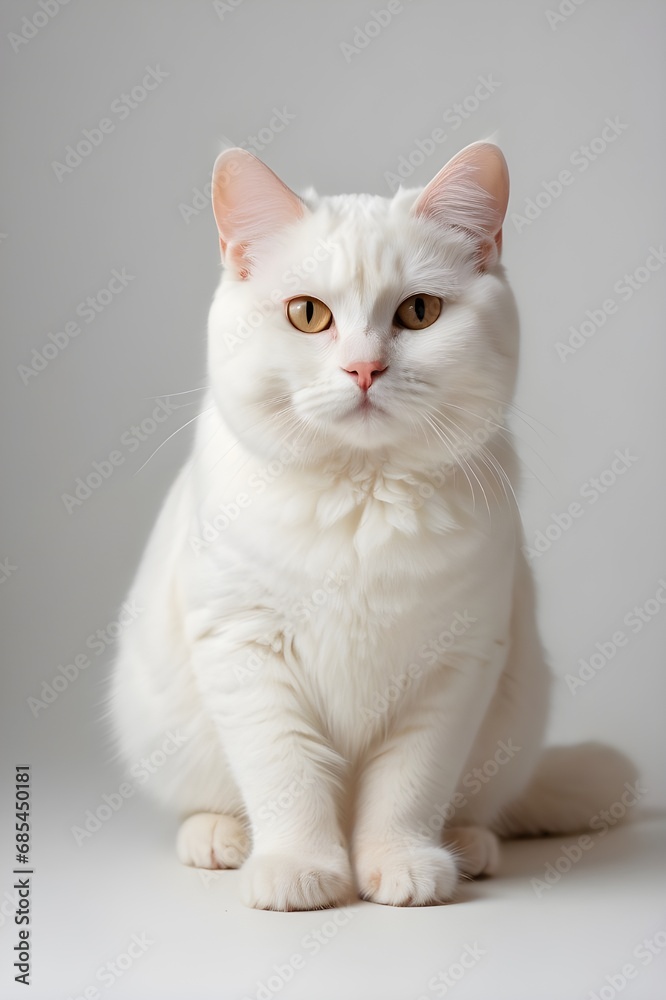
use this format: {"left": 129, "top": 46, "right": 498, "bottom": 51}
{"left": 342, "top": 361, "right": 387, "bottom": 391}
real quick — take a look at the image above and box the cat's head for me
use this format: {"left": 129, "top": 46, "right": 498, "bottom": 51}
{"left": 207, "top": 142, "right": 518, "bottom": 475}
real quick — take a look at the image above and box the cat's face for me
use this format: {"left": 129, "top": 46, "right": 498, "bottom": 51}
{"left": 207, "top": 144, "right": 518, "bottom": 474}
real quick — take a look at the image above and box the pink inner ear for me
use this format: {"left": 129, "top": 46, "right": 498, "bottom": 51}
{"left": 212, "top": 148, "right": 306, "bottom": 275}
{"left": 412, "top": 142, "right": 509, "bottom": 266}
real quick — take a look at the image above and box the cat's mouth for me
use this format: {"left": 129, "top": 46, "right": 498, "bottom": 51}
{"left": 347, "top": 395, "right": 386, "bottom": 418}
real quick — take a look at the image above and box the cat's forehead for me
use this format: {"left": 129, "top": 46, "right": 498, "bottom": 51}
{"left": 321, "top": 198, "right": 411, "bottom": 290}
{"left": 266, "top": 189, "right": 469, "bottom": 301}
{"left": 312, "top": 189, "right": 416, "bottom": 241}
{"left": 311, "top": 189, "right": 408, "bottom": 216}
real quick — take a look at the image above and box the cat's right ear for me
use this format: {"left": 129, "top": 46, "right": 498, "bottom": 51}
{"left": 211, "top": 148, "right": 307, "bottom": 278}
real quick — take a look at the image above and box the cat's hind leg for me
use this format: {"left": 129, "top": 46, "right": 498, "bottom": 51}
{"left": 177, "top": 812, "right": 250, "bottom": 870}
{"left": 442, "top": 826, "right": 500, "bottom": 877}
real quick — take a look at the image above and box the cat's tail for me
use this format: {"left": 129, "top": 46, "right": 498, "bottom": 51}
{"left": 492, "top": 742, "right": 643, "bottom": 838}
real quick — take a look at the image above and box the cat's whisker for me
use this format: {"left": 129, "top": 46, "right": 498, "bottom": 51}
{"left": 428, "top": 399, "right": 533, "bottom": 482}
{"left": 476, "top": 397, "right": 557, "bottom": 485}
{"left": 413, "top": 411, "right": 434, "bottom": 450}
{"left": 477, "top": 445, "right": 518, "bottom": 511}
{"left": 456, "top": 458, "right": 492, "bottom": 523}
{"left": 143, "top": 385, "right": 210, "bottom": 401}
{"left": 471, "top": 454, "right": 504, "bottom": 510}
{"left": 427, "top": 409, "right": 496, "bottom": 523}
{"left": 447, "top": 393, "right": 554, "bottom": 440}
{"left": 420, "top": 411, "right": 480, "bottom": 516}
{"left": 427, "top": 401, "right": 551, "bottom": 507}
{"left": 133, "top": 407, "right": 215, "bottom": 475}
{"left": 432, "top": 409, "right": 506, "bottom": 512}
{"left": 440, "top": 396, "right": 552, "bottom": 462}
{"left": 405, "top": 408, "right": 429, "bottom": 448}
{"left": 438, "top": 399, "right": 506, "bottom": 431}
{"left": 474, "top": 449, "right": 515, "bottom": 514}
{"left": 498, "top": 398, "right": 555, "bottom": 438}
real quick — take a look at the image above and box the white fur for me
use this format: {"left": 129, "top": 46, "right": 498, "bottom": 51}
{"left": 110, "top": 149, "right": 634, "bottom": 910}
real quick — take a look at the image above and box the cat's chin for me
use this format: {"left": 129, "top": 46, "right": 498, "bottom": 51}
{"left": 321, "top": 408, "right": 401, "bottom": 452}
{"left": 315, "top": 424, "right": 418, "bottom": 463}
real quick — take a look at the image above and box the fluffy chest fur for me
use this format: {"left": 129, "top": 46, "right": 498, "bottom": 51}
{"left": 181, "top": 415, "right": 515, "bottom": 755}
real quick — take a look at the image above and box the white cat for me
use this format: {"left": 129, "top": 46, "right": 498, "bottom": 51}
{"left": 110, "top": 141, "right": 634, "bottom": 910}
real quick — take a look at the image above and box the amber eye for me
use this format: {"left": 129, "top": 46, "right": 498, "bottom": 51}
{"left": 286, "top": 296, "right": 332, "bottom": 333}
{"left": 395, "top": 294, "right": 441, "bottom": 330}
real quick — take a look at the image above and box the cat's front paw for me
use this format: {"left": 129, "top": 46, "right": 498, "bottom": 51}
{"left": 177, "top": 812, "right": 250, "bottom": 870}
{"left": 241, "top": 848, "right": 354, "bottom": 911}
{"left": 355, "top": 843, "right": 458, "bottom": 906}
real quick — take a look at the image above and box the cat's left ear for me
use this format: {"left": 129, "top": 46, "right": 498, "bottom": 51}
{"left": 211, "top": 148, "right": 307, "bottom": 278}
{"left": 411, "top": 142, "right": 509, "bottom": 269}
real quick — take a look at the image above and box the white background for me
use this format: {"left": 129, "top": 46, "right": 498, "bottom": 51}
{"left": 1, "top": 1, "right": 665, "bottom": 997}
